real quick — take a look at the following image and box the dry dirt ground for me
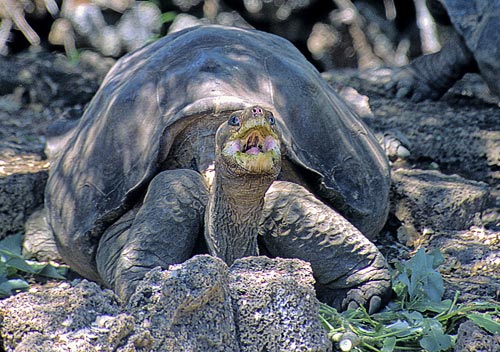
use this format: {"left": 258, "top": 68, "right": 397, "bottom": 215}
{"left": 0, "top": 47, "right": 499, "bottom": 345}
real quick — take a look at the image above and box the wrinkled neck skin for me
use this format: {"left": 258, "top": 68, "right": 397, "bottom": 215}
{"left": 204, "top": 170, "right": 274, "bottom": 266}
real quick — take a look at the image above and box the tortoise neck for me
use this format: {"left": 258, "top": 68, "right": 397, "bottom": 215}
{"left": 204, "top": 173, "right": 273, "bottom": 265}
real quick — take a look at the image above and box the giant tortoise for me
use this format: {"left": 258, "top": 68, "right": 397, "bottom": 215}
{"left": 389, "top": 0, "right": 500, "bottom": 101}
{"left": 46, "top": 25, "right": 391, "bottom": 312}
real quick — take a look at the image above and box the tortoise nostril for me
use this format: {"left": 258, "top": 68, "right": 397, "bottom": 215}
{"left": 252, "top": 107, "right": 263, "bottom": 116}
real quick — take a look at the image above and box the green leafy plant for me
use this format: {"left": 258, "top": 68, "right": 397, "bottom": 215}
{"left": 0, "top": 233, "right": 67, "bottom": 297}
{"left": 319, "top": 248, "right": 500, "bottom": 352}
{"left": 160, "top": 11, "right": 177, "bottom": 24}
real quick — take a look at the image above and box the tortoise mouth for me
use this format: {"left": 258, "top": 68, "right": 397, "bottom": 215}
{"left": 222, "top": 125, "right": 281, "bottom": 174}
{"left": 237, "top": 127, "right": 278, "bottom": 154}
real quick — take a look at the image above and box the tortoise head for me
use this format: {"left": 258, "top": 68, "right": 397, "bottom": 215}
{"left": 216, "top": 106, "right": 281, "bottom": 179}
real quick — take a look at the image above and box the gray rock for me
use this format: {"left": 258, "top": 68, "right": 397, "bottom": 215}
{"left": 391, "top": 169, "right": 489, "bottom": 236}
{"left": 125, "top": 255, "right": 238, "bottom": 351}
{"left": 0, "top": 255, "right": 329, "bottom": 351}
{"left": 230, "top": 257, "right": 332, "bottom": 351}
{"left": 455, "top": 320, "right": 500, "bottom": 352}
{"left": 0, "top": 280, "right": 123, "bottom": 351}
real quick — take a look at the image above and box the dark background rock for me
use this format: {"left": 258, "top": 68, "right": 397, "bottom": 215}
{"left": 325, "top": 69, "right": 500, "bottom": 232}
{"left": 0, "top": 169, "right": 46, "bottom": 239}
{"left": 0, "top": 49, "right": 107, "bottom": 239}
{"left": 431, "top": 228, "right": 500, "bottom": 302}
{"left": 391, "top": 169, "right": 489, "bottom": 237}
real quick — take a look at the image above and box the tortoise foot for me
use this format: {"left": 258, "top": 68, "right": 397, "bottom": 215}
{"left": 385, "top": 66, "right": 446, "bottom": 102}
{"left": 340, "top": 266, "right": 391, "bottom": 314}
{"left": 385, "top": 31, "right": 476, "bottom": 102}
{"left": 316, "top": 248, "right": 391, "bottom": 314}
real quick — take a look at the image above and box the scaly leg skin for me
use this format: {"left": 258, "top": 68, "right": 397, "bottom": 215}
{"left": 387, "top": 31, "right": 478, "bottom": 102}
{"left": 96, "top": 169, "right": 208, "bottom": 301}
{"left": 259, "top": 181, "right": 391, "bottom": 314}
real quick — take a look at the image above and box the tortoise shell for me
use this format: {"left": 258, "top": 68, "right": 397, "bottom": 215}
{"left": 46, "top": 25, "right": 390, "bottom": 279}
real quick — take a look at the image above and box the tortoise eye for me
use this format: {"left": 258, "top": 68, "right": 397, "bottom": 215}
{"left": 228, "top": 115, "right": 240, "bottom": 126}
{"left": 268, "top": 114, "right": 276, "bottom": 125}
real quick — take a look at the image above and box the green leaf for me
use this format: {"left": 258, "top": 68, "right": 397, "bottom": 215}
{"left": 420, "top": 319, "right": 453, "bottom": 352}
{"left": 0, "top": 234, "right": 68, "bottom": 299}
{"left": 384, "top": 318, "right": 422, "bottom": 338}
{"left": 0, "top": 233, "right": 23, "bottom": 256}
{"left": 385, "top": 320, "right": 410, "bottom": 331}
{"left": 37, "top": 264, "right": 67, "bottom": 279}
{"left": 410, "top": 299, "right": 453, "bottom": 314}
{"left": 411, "top": 250, "right": 444, "bottom": 302}
{"left": 423, "top": 271, "right": 444, "bottom": 302}
{"left": 381, "top": 337, "right": 396, "bottom": 352}
{"left": 0, "top": 263, "right": 7, "bottom": 277}
{"left": 393, "top": 249, "right": 445, "bottom": 305}
{"left": 466, "top": 313, "right": 500, "bottom": 335}
{"left": 396, "top": 272, "right": 411, "bottom": 294}
{"left": 402, "top": 309, "right": 424, "bottom": 324}
{"left": 0, "top": 278, "right": 29, "bottom": 297}
{"left": 430, "top": 249, "right": 445, "bottom": 268}
{"left": 2, "top": 254, "right": 37, "bottom": 274}
{"left": 321, "top": 250, "right": 498, "bottom": 352}
{"left": 160, "top": 11, "right": 176, "bottom": 24}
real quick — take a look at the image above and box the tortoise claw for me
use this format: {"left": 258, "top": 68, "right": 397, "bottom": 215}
{"left": 368, "top": 296, "right": 382, "bottom": 314}
{"left": 382, "top": 130, "right": 411, "bottom": 161}
{"left": 344, "top": 295, "right": 382, "bottom": 315}
{"left": 342, "top": 279, "right": 389, "bottom": 314}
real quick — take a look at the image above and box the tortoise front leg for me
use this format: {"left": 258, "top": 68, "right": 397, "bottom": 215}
{"left": 96, "top": 169, "right": 208, "bottom": 300}
{"left": 259, "top": 181, "right": 391, "bottom": 313}
{"left": 386, "top": 31, "right": 477, "bottom": 102}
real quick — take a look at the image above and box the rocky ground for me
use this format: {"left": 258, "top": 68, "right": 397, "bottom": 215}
{"left": 0, "top": 256, "right": 331, "bottom": 351}
{"left": 326, "top": 69, "right": 500, "bottom": 304}
{"left": 0, "top": 43, "right": 499, "bottom": 350}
